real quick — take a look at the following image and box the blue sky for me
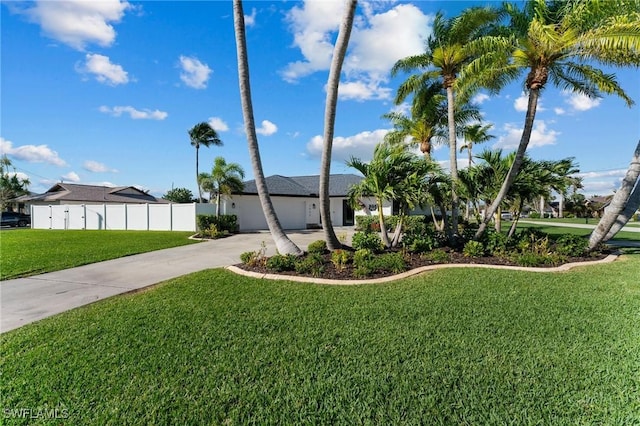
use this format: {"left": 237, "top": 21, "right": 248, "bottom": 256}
{"left": 1, "top": 0, "right": 639, "bottom": 199}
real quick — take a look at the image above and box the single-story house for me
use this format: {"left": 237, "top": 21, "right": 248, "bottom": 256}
{"left": 18, "top": 183, "right": 169, "bottom": 206}
{"left": 222, "top": 174, "right": 397, "bottom": 231}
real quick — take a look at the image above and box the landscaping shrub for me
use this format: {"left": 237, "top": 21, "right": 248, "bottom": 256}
{"left": 555, "top": 234, "right": 589, "bottom": 257}
{"left": 352, "top": 249, "right": 376, "bottom": 278}
{"left": 373, "top": 252, "right": 408, "bottom": 274}
{"left": 331, "top": 249, "right": 351, "bottom": 272}
{"left": 355, "top": 216, "right": 378, "bottom": 232}
{"left": 352, "top": 232, "right": 383, "bottom": 252}
{"left": 307, "top": 240, "right": 327, "bottom": 255}
{"left": 265, "top": 254, "right": 297, "bottom": 272}
{"left": 463, "top": 240, "right": 485, "bottom": 258}
{"left": 529, "top": 212, "right": 541, "bottom": 219}
{"left": 197, "top": 214, "right": 239, "bottom": 234}
{"left": 405, "top": 236, "right": 436, "bottom": 254}
{"left": 201, "top": 223, "right": 226, "bottom": 239}
{"left": 482, "top": 229, "right": 510, "bottom": 256}
{"left": 513, "top": 252, "right": 565, "bottom": 267}
{"left": 240, "top": 251, "right": 261, "bottom": 267}
{"left": 294, "top": 254, "right": 325, "bottom": 277}
{"left": 422, "top": 249, "right": 449, "bottom": 263}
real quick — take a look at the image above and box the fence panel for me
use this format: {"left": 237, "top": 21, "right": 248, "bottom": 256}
{"left": 30, "top": 203, "right": 205, "bottom": 232}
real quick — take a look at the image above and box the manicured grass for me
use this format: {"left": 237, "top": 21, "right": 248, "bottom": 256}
{"left": 2, "top": 257, "right": 639, "bottom": 424}
{"left": 523, "top": 217, "right": 640, "bottom": 226}
{"left": 515, "top": 221, "right": 640, "bottom": 242}
{"left": 0, "top": 229, "right": 200, "bottom": 280}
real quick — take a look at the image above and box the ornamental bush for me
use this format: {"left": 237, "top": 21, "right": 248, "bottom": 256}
{"left": 554, "top": 234, "right": 588, "bottom": 257}
{"left": 307, "top": 240, "right": 327, "bottom": 255}
{"left": 266, "top": 254, "right": 297, "bottom": 272}
{"left": 352, "top": 232, "right": 383, "bottom": 252}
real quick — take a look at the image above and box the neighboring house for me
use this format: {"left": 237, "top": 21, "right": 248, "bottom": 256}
{"left": 224, "top": 174, "right": 374, "bottom": 231}
{"left": 19, "top": 183, "right": 169, "bottom": 206}
{"left": 586, "top": 195, "right": 614, "bottom": 218}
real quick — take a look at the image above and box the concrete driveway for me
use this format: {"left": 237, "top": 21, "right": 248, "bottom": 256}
{"left": 1, "top": 229, "right": 350, "bottom": 333}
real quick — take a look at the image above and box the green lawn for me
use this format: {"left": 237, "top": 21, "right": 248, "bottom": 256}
{"left": 514, "top": 221, "right": 640, "bottom": 243}
{"left": 2, "top": 257, "right": 639, "bottom": 424}
{"left": 0, "top": 229, "right": 200, "bottom": 280}
{"left": 522, "top": 217, "right": 640, "bottom": 226}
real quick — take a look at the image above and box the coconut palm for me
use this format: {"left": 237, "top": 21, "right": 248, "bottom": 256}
{"left": 198, "top": 172, "right": 215, "bottom": 203}
{"left": 189, "top": 122, "right": 222, "bottom": 203}
{"left": 392, "top": 6, "right": 501, "bottom": 242}
{"left": 210, "top": 156, "right": 245, "bottom": 216}
{"left": 320, "top": 0, "right": 357, "bottom": 251}
{"left": 466, "top": 0, "right": 640, "bottom": 238}
{"left": 0, "top": 155, "right": 30, "bottom": 211}
{"left": 347, "top": 142, "right": 437, "bottom": 248}
{"left": 460, "top": 122, "right": 494, "bottom": 166}
{"left": 589, "top": 140, "right": 640, "bottom": 248}
{"left": 232, "top": 0, "right": 302, "bottom": 255}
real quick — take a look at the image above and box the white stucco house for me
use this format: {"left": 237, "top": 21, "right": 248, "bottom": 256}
{"left": 221, "top": 174, "right": 395, "bottom": 231}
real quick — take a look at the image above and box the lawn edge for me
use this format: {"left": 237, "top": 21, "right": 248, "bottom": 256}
{"left": 225, "top": 253, "right": 620, "bottom": 285}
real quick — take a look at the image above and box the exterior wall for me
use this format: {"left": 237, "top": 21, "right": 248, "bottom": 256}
{"left": 30, "top": 203, "right": 214, "bottom": 231}
{"left": 232, "top": 195, "right": 309, "bottom": 231}
{"left": 353, "top": 197, "right": 393, "bottom": 218}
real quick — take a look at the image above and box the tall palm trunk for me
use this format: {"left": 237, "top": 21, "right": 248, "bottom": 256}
{"left": 446, "top": 85, "right": 459, "bottom": 242}
{"left": 589, "top": 140, "right": 640, "bottom": 249}
{"left": 196, "top": 147, "right": 202, "bottom": 203}
{"left": 216, "top": 193, "right": 221, "bottom": 216}
{"left": 475, "top": 88, "right": 541, "bottom": 239}
{"left": 320, "top": 0, "right": 357, "bottom": 251}
{"left": 233, "top": 0, "right": 302, "bottom": 256}
{"left": 603, "top": 180, "right": 640, "bottom": 241}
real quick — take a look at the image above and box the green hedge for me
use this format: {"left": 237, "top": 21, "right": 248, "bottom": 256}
{"left": 196, "top": 214, "right": 239, "bottom": 233}
{"left": 355, "top": 215, "right": 427, "bottom": 233}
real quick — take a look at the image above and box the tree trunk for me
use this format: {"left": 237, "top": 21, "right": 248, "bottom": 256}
{"left": 589, "top": 140, "right": 640, "bottom": 249}
{"left": 196, "top": 147, "right": 202, "bottom": 203}
{"left": 603, "top": 179, "right": 640, "bottom": 240}
{"left": 320, "top": 0, "right": 357, "bottom": 251}
{"left": 475, "top": 88, "right": 541, "bottom": 239}
{"left": 233, "top": 0, "right": 302, "bottom": 256}
{"left": 377, "top": 197, "right": 391, "bottom": 248}
{"left": 446, "top": 85, "right": 459, "bottom": 241}
{"left": 558, "top": 193, "right": 564, "bottom": 218}
{"left": 216, "top": 193, "right": 221, "bottom": 216}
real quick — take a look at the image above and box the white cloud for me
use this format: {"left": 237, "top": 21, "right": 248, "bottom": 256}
{"left": 306, "top": 129, "right": 389, "bottom": 164}
{"left": 256, "top": 120, "right": 278, "bottom": 136}
{"left": 554, "top": 107, "right": 566, "bottom": 115}
{"left": 565, "top": 92, "right": 601, "bottom": 111}
{"left": 83, "top": 160, "right": 118, "bottom": 173}
{"left": 472, "top": 93, "right": 490, "bottom": 105}
{"left": 577, "top": 169, "right": 627, "bottom": 180}
{"left": 514, "top": 92, "right": 545, "bottom": 112}
{"left": 282, "top": 2, "right": 430, "bottom": 101}
{"left": 79, "top": 53, "right": 129, "bottom": 85}
{"left": 14, "top": 0, "right": 131, "bottom": 50}
{"left": 61, "top": 171, "right": 80, "bottom": 182}
{"left": 493, "top": 120, "right": 560, "bottom": 150}
{"left": 0, "top": 137, "right": 67, "bottom": 167}
{"left": 244, "top": 8, "right": 257, "bottom": 27}
{"left": 337, "top": 80, "right": 392, "bottom": 102}
{"left": 208, "top": 117, "right": 229, "bottom": 132}
{"left": 99, "top": 105, "right": 168, "bottom": 120}
{"left": 179, "top": 55, "right": 211, "bottom": 89}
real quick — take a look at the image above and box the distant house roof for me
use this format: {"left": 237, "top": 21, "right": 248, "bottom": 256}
{"left": 21, "top": 183, "right": 168, "bottom": 204}
{"left": 240, "top": 174, "right": 363, "bottom": 197}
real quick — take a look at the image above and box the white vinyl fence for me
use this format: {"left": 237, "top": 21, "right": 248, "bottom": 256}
{"left": 31, "top": 203, "right": 215, "bottom": 232}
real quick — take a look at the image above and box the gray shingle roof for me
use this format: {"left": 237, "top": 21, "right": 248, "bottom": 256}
{"left": 22, "top": 183, "right": 168, "bottom": 204}
{"left": 241, "top": 174, "right": 362, "bottom": 197}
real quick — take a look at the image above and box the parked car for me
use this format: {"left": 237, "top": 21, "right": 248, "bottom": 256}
{"left": 0, "top": 211, "right": 31, "bottom": 227}
{"left": 500, "top": 212, "right": 513, "bottom": 221}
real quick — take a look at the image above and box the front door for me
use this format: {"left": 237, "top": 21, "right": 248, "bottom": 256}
{"left": 342, "top": 200, "right": 354, "bottom": 226}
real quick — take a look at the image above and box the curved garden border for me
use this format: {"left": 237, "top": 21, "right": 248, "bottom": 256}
{"left": 226, "top": 252, "right": 620, "bottom": 286}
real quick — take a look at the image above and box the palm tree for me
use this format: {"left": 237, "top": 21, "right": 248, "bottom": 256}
{"left": 320, "top": 0, "right": 357, "bottom": 251}
{"left": 347, "top": 142, "right": 436, "bottom": 248}
{"left": 233, "top": 0, "right": 302, "bottom": 256}
{"left": 210, "top": 156, "right": 245, "bottom": 216}
{"left": 189, "top": 122, "right": 222, "bottom": 203}
{"left": 466, "top": 0, "right": 640, "bottom": 239}
{"left": 392, "top": 6, "right": 501, "bottom": 241}
{"left": 198, "top": 172, "right": 215, "bottom": 203}
{"left": 460, "top": 122, "right": 494, "bottom": 166}
{"left": 589, "top": 140, "right": 640, "bottom": 248}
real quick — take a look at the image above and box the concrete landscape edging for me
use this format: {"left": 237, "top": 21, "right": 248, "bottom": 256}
{"left": 226, "top": 253, "right": 620, "bottom": 286}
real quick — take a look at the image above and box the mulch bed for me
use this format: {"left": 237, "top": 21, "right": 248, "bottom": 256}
{"left": 234, "top": 248, "right": 612, "bottom": 281}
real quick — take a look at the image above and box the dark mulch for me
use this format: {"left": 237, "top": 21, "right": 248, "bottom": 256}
{"left": 235, "top": 248, "right": 612, "bottom": 281}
